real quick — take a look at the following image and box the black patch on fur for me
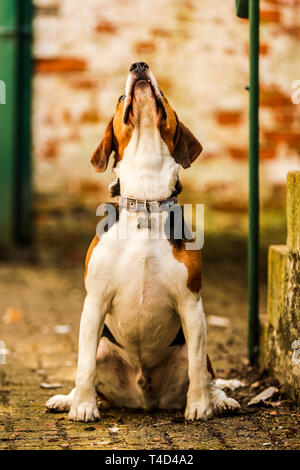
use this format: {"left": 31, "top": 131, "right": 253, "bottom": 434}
{"left": 164, "top": 204, "right": 193, "bottom": 250}
{"left": 169, "top": 326, "right": 186, "bottom": 346}
{"left": 102, "top": 324, "right": 123, "bottom": 348}
{"left": 171, "top": 179, "right": 183, "bottom": 197}
{"left": 110, "top": 179, "right": 120, "bottom": 197}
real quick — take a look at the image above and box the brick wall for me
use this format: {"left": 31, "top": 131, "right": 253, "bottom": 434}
{"left": 33, "top": 0, "right": 300, "bottom": 209}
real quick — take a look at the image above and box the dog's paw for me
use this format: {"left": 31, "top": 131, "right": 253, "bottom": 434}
{"left": 212, "top": 390, "right": 241, "bottom": 415}
{"left": 185, "top": 398, "right": 214, "bottom": 421}
{"left": 46, "top": 394, "right": 72, "bottom": 413}
{"left": 69, "top": 401, "right": 100, "bottom": 422}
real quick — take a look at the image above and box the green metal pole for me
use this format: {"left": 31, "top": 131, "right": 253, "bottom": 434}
{"left": 15, "top": 0, "right": 33, "bottom": 244}
{"left": 0, "top": 0, "right": 19, "bottom": 247}
{"left": 0, "top": 0, "right": 33, "bottom": 249}
{"left": 248, "top": 0, "right": 260, "bottom": 364}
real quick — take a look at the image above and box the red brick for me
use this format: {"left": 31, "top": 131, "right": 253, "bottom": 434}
{"left": 259, "top": 147, "right": 277, "bottom": 160}
{"left": 275, "top": 112, "right": 295, "bottom": 126}
{"left": 244, "top": 42, "right": 269, "bottom": 55}
{"left": 264, "top": 131, "right": 300, "bottom": 147}
{"left": 211, "top": 199, "right": 248, "bottom": 213}
{"left": 79, "top": 180, "right": 102, "bottom": 194}
{"left": 215, "top": 110, "right": 242, "bottom": 125}
{"left": 43, "top": 140, "right": 59, "bottom": 160}
{"left": 260, "top": 86, "right": 292, "bottom": 107}
{"left": 69, "top": 78, "right": 98, "bottom": 89}
{"left": 260, "top": 9, "right": 281, "bottom": 23}
{"left": 35, "top": 58, "right": 87, "bottom": 73}
{"left": 95, "top": 20, "right": 117, "bottom": 35}
{"left": 282, "top": 26, "right": 300, "bottom": 40}
{"left": 80, "top": 110, "right": 100, "bottom": 123}
{"left": 228, "top": 147, "right": 248, "bottom": 160}
{"left": 224, "top": 47, "right": 236, "bottom": 56}
{"left": 134, "top": 40, "right": 156, "bottom": 54}
{"left": 151, "top": 27, "right": 172, "bottom": 38}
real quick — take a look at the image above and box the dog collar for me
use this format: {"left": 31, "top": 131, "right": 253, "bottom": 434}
{"left": 119, "top": 196, "right": 178, "bottom": 212}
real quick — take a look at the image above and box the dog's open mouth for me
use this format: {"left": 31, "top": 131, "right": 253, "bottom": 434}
{"left": 123, "top": 74, "right": 167, "bottom": 124}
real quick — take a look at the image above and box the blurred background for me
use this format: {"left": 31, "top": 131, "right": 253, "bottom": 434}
{"left": 30, "top": 0, "right": 299, "bottom": 269}
{"left": 0, "top": 1, "right": 299, "bottom": 449}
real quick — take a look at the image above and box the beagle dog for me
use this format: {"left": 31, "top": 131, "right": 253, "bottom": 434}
{"left": 46, "top": 62, "right": 240, "bottom": 422}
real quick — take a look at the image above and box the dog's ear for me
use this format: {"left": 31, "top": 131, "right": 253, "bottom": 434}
{"left": 91, "top": 117, "right": 115, "bottom": 172}
{"left": 173, "top": 114, "right": 203, "bottom": 168}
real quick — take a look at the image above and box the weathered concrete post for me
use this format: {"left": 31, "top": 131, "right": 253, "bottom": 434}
{"left": 260, "top": 171, "right": 300, "bottom": 403}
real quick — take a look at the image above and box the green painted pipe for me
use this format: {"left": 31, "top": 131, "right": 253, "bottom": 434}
{"left": 248, "top": 0, "right": 260, "bottom": 364}
{"left": 0, "top": 0, "right": 19, "bottom": 247}
{"left": 0, "top": 0, "right": 33, "bottom": 248}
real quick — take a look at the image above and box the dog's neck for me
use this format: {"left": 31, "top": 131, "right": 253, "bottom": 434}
{"left": 115, "top": 110, "right": 179, "bottom": 201}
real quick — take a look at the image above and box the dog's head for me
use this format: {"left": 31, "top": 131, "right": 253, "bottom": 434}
{"left": 91, "top": 62, "right": 203, "bottom": 172}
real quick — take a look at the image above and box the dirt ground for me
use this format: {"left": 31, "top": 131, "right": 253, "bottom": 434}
{"left": 0, "top": 202, "right": 299, "bottom": 450}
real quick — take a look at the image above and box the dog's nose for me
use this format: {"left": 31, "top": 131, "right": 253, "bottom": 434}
{"left": 130, "top": 62, "right": 149, "bottom": 73}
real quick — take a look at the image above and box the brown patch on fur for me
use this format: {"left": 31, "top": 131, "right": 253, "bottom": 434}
{"left": 159, "top": 98, "right": 178, "bottom": 155}
{"left": 91, "top": 100, "right": 133, "bottom": 172}
{"left": 172, "top": 245, "right": 202, "bottom": 293}
{"left": 84, "top": 235, "right": 99, "bottom": 279}
{"left": 91, "top": 118, "right": 115, "bottom": 172}
{"left": 159, "top": 98, "right": 202, "bottom": 168}
{"left": 172, "top": 114, "right": 203, "bottom": 168}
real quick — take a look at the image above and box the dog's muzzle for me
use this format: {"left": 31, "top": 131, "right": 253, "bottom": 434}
{"left": 123, "top": 63, "right": 167, "bottom": 124}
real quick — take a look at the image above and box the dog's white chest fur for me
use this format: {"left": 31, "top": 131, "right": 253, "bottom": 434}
{"left": 117, "top": 126, "right": 179, "bottom": 200}
{"left": 86, "top": 223, "right": 187, "bottom": 369}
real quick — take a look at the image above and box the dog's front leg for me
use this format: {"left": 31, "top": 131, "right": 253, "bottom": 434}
{"left": 69, "top": 295, "right": 106, "bottom": 422}
{"left": 177, "top": 295, "right": 213, "bottom": 421}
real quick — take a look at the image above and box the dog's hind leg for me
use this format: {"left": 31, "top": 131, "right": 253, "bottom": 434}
{"left": 46, "top": 388, "right": 75, "bottom": 413}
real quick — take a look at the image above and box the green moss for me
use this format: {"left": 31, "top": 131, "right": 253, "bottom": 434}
{"left": 267, "top": 245, "right": 289, "bottom": 329}
{"left": 287, "top": 171, "right": 300, "bottom": 252}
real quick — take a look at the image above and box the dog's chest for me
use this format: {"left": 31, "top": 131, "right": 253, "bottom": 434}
{"left": 86, "top": 221, "right": 187, "bottom": 366}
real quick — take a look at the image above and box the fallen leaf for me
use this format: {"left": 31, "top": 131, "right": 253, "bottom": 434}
{"left": 248, "top": 386, "right": 279, "bottom": 406}
{"left": 60, "top": 443, "right": 70, "bottom": 448}
{"left": 40, "top": 382, "right": 62, "bottom": 389}
{"left": 269, "top": 401, "right": 281, "bottom": 408}
{"left": 54, "top": 325, "right": 72, "bottom": 335}
{"left": 250, "top": 381, "right": 260, "bottom": 388}
{"left": 3, "top": 307, "right": 23, "bottom": 324}
{"left": 108, "top": 426, "right": 119, "bottom": 434}
{"left": 153, "top": 421, "right": 172, "bottom": 427}
{"left": 94, "top": 440, "right": 112, "bottom": 445}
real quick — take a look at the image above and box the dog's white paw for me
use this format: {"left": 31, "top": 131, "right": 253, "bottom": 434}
{"left": 185, "top": 398, "right": 214, "bottom": 421}
{"left": 46, "top": 394, "right": 72, "bottom": 412}
{"left": 69, "top": 401, "right": 100, "bottom": 422}
{"left": 212, "top": 390, "right": 241, "bottom": 415}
